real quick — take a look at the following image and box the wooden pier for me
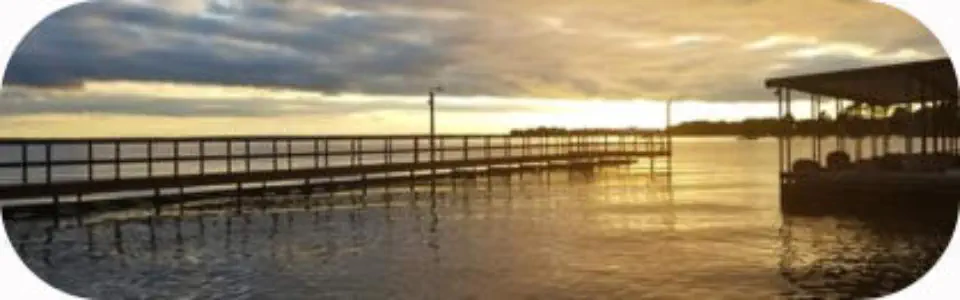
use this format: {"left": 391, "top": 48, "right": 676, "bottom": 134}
{"left": 0, "top": 132, "right": 672, "bottom": 219}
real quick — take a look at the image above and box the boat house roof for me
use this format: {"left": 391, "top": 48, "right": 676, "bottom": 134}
{"left": 765, "top": 58, "right": 958, "bottom": 105}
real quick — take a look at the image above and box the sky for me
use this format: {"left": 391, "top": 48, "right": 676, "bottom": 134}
{"left": 0, "top": 0, "right": 949, "bottom": 137}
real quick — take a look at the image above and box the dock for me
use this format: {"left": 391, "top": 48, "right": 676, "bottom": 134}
{"left": 766, "top": 58, "right": 960, "bottom": 216}
{"left": 0, "top": 132, "right": 672, "bottom": 220}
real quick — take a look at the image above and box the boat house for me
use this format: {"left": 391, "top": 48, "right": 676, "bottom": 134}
{"left": 765, "top": 58, "right": 960, "bottom": 215}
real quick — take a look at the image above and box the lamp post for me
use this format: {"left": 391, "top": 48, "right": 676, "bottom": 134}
{"left": 428, "top": 86, "right": 443, "bottom": 197}
{"left": 428, "top": 86, "right": 443, "bottom": 164}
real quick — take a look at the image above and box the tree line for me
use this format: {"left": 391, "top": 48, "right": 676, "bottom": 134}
{"left": 510, "top": 104, "right": 958, "bottom": 137}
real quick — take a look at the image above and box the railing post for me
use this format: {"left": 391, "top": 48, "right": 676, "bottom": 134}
{"left": 272, "top": 139, "right": 279, "bottom": 171}
{"left": 313, "top": 138, "right": 320, "bottom": 169}
{"left": 414, "top": 137, "right": 420, "bottom": 163}
{"left": 244, "top": 139, "right": 252, "bottom": 173}
{"left": 199, "top": 140, "right": 206, "bottom": 176}
{"left": 350, "top": 139, "right": 356, "bottom": 167}
{"left": 227, "top": 140, "right": 233, "bottom": 173}
{"left": 173, "top": 140, "right": 180, "bottom": 179}
{"left": 324, "top": 139, "right": 329, "bottom": 168}
{"left": 484, "top": 136, "right": 491, "bottom": 160}
{"left": 20, "top": 143, "right": 28, "bottom": 184}
{"left": 147, "top": 141, "right": 154, "bottom": 178}
{"left": 358, "top": 138, "right": 364, "bottom": 166}
{"left": 604, "top": 134, "right": 609, "bottom": 153}
{"left": 384, "top": 138, "right": 390, "bottom": 164}
{"left": 463, "top": 136, "right": 468, "bottom": 160}
{"left": 44, "top": 143, "right": 52, "bottom": 185}
{"left": 287, "top": 139, "right": 293, "bottom": 171}
{"left": 522, "top": 136, "right": 528, "bottom": 157}
{"left": 87, "top": 141, "right": 93, "bottom": 181}
{"left": 114, "top": 142, "right": 121, "bottom": 180}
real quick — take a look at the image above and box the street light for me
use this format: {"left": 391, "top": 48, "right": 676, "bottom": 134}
{"left": 428, "top": 86, "right": 443, "bottom": 164}
{"left": 428, "top": 86, "right": 443, "bottom": 197}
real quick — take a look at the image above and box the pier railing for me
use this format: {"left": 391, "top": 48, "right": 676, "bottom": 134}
{"left": 0, "top": 132, "right": 670, "bottom": 202}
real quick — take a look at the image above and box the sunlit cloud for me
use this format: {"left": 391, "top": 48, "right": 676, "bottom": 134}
{"left": 743, "top": 35, "right": 820, "bottom": 50}
{"left": 671, "top": 34, "right": 725, "bottom": 45}
{"left": 786, "top": 42, "right": 933, "bottom": 61}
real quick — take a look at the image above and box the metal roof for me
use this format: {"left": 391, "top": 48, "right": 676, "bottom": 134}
{"left": 765, "top": 58, "right": 958, "bottom": 105}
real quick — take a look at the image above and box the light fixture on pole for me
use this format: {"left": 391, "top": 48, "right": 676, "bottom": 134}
{"left": 428, "top": 85, "right": 444, "bottom": 165}
{"left": 428, "top": 86, "right": 443, "bottom": 198}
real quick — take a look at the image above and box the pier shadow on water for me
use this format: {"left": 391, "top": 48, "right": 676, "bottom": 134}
{"left": 3, "top": 165, "right": 957, "bottom": 299}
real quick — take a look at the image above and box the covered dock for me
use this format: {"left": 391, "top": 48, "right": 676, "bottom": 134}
{"left": 765, "top": 58, "right": 960, "bottom": 215}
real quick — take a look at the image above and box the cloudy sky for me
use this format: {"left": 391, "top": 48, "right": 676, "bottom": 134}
{"left": 0, "top": 0, "right": 948, "bottom": 136}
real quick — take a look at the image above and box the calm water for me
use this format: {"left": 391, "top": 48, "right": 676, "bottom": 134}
{"left": 4, "top": 138, "right": 956, "bottom": 299}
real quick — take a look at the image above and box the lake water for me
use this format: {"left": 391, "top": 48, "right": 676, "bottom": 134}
{"left": 3, "top": 137, "right": 956, "bottom": 299}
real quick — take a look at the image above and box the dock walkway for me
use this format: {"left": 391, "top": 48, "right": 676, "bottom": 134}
{"left": 0, "top": 132, "right": 672, "bottom": 217}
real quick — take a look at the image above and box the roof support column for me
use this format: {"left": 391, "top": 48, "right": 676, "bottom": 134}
{"left": 835, "top": 97, "right": 843, "bottom": 152}
{"left": 869, "top": 104, "right": 878, "bottom": 159}
{"left": 853, "top": 101, "right": 863, "bottom": 162}
{"left": 921, "top": 85, "right": 929, "bottom": 155}
{"left": 785, "top": 89, "right": 793, "bottom": 173}
{"left": 777, "top": 87, "right": 784, "bottom": 175}
{"left": 882, "top": 105, "right": 891, "bottom": 157}
{"left": 811, "top": 94, "right": 818, "bottom": 164}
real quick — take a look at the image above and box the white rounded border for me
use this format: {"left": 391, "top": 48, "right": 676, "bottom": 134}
{"left": 0, "top": 0, "right": 958, "bottom": 299}
{"left": 876, "top": 0, "right": 960, "bottom": 299}
{"left": 0, "top": 0, "right": 86, "bottom": 298}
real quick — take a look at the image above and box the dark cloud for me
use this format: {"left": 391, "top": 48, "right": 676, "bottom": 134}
{"left": 1, "top": 0, "right": 948, "bottom": 103}
{"left": 0, "top": 86, "right": 542, "bottom": 117}
{"left": 4, "top": 1, "right": 455, "bottom": 94}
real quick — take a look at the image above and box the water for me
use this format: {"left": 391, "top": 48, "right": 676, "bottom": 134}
{"left": 4, "top": 138, "right": 956, "bottom": 299}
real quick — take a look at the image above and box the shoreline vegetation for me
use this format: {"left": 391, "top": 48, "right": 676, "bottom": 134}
{"left": 511, "top": 105, "right": 952, "bottom": 138}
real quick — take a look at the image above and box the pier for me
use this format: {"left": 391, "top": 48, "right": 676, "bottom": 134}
{"left": 0, "top": 132, "right": 672, "bottom": 220}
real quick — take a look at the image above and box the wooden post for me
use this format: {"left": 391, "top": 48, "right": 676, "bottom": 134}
{"left": 835, "top": 97, "right": 842, "bottom": 151}
{"left": 114, "top": 142, "right": 120, "bottom": 180}
{"left": 87, "top": 141, "right": 93, "bottom": 181}
{"left": 882, "top": 105, "right": 891, "bottom": 156}
{"left": 414, "top": 137, "right": 420, "bottom": 163}
{"left": 244, "top": 139, "right": 252, "bottom": 173}
{"left": 358, "top": 138, "right": 364, "bottom": 166}
{"left": 384, "top": 138, "right": 390, "bottom": 164}
{"left": 314, "top": 139, "right": 320, "bottom": 169}
{"left": 811, "top": 94, "right": 818, "bottom": 164}
{"left": 199, "top": 140, "right": 206, "bottom": 176}
{"left": 272, "top": 139, "right": 279, "bottom": 171}
{"left": 44, "top": 143, "right": 51, "bottom": 185}
{"left": 287, "top": 139, "right": 293, "bottom": 171}
{"left": 870, "top": 105, "right": 878, "bottom": 159}
{"left": 227, "top": 140, "right": 234, "bottom": 173}
{"left": 174, "top": 140, "right": 181, "bottom": 179}
{"left": 324, "top": 139, "right": 329, "bottom": 168}
{"left": 604, "top": 134, "right": 609, "bottom": 153}
{"left": 463, "top": 136, "right": 468, "bottom": 160}
{"left": 484, "top": 136, "right": 492, "bottom": 175}
{"left": 440, "top": 138, "right": 445, "bottom": 161}
{"left": 20, "top": 143, "right": 28, "bottom": 184}
{"left": 785, "top": 89, "right": 793, "bottom": 172}
{"left": 147, "top": 141, "right": 154, "bottom": 178}
{"left": 350, "top": 139, "right": 356, "bottom": 167}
